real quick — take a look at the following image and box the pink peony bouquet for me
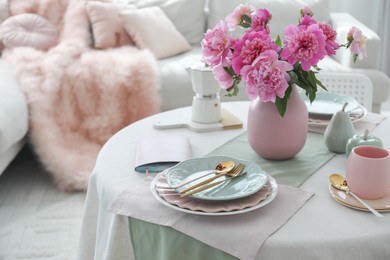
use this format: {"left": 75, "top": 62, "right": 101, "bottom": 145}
{"left": 201, "top": 4, "right": 367, "bottom": 117}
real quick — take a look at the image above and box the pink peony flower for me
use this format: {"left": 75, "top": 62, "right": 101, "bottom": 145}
{"left": 241, "top": 50, "right": 293, "bottom": 102}
{"left": 200, "top": 4, "right": 368, "bottom": 117}
{"left": 299, "top": 15, "right": 317, "bottom": 29}
{"left": 281, "top": 23, "right": 327, "bottom": 71}
{"left": 251, "top": 8, "right": 272, "bottom": 32}
{"left": 347, "top": 26, "right": 367, "bottom": 60}
{"left": 232, "top": 30, "right": 280, "bottom": 74}
{"left": 318, "top": 22, "right": 340, "bottom": 56}
{"left": 225, "top": 4, "right": 255, "bottom": 30}
{"left": 211, "top": 63, "right": 234, "bottom": 90}
{"left": 201, "top": 20, "right": 232, "bottom": 67}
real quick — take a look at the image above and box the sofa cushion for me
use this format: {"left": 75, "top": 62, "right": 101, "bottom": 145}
{"left": 208, "top": 0, "right": 330, "bottom": 40}
{"left": 130, "top": 0, "right": 207, "bottom": 45}
{"left": 122, "top": 6, "right": 191, "bottom": 59}
{"left": 8, "top": 0, "right": 69, "bottom": 34}
{"left": 0, "top": 13, "right": 58, "bottom": 50}
{"left": 86, "top": 1, "right": 135, "bottom": 49}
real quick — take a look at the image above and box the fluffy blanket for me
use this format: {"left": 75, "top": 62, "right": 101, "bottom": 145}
{"left": 4, "top": 0, "right": 161, "bottom": 191}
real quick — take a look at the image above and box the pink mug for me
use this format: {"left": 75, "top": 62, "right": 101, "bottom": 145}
{"left": 346, "top": 146, "right": 390, "bottom": 200}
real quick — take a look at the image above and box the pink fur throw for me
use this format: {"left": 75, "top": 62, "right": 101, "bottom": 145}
{"left": 5, "top": 0, "right": 161, "bottom": 191}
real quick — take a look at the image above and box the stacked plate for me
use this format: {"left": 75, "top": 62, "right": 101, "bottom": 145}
{"left": 329, "top": 185, "right": 390, "bottom": 212}
{"left": 300, "top": 92, "right": 368, "bottom": 131}
{"left": 150, "top": 156, "right": 278, "bottom": 216}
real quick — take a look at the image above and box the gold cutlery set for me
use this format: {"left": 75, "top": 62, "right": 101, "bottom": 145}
{"left": 178, "top": 163, "right": 246, "bottom": 197}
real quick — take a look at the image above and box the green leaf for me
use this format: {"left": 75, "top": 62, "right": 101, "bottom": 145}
{"left": 225, "top": 78, "right": 242, "bottom": 97}
{"left": 223, "top": 66, "right": 235, "bottom": 77}
{"left": 307, "top": 70, "right": 318, "bottom": 90}
{"left": 275, "top": 96, "right": 288, "bottom": 117}
{"left": 225, "top": 84, "right": 238, "bottom": 97}
{"left": 241, "top": 14, "right": 252, "bottom": 24}
{"left": 312, "top": 65, "right": 322, "bottom": 71}
{"left": 274, "top": 85, "right": 293, "bottom": 117}
{"left": 275, "top": 36, "right": 282, "bottom": 48}
{"left": 308, "top": 91, "right": 316, "bottom": 103}
{"left": 284, "top": 84, "right": 293, "bottom": 99}
{"left": 288, "top": 71, "right": 299, "bottom": 84}
{"left": 316, "top": 78, "right": 327, "bottom": 91}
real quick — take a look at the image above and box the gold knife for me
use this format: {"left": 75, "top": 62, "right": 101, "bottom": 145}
{"left": 178, "top": 172, "right": 226, "bottom": 194}
{"left": 179, "top": 180, "right": 224, "bottom": 198}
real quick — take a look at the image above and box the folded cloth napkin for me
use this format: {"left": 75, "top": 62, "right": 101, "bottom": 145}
{"left": 308, "top": 112, "right": 386, "bottom": 134}
{"left": 109, "top": 176, "right": 314, "bottom": 260}
{"left": 134, "top": 136, "right": 192, "bottom": 173}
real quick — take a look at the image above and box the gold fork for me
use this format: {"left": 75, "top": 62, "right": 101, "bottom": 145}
{"left": 179, "top": 163, "right": 246, "bottom": 198}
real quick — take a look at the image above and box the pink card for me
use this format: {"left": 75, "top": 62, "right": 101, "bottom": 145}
{"left": 134, "top": 136, "right": 192, "bottom": 173}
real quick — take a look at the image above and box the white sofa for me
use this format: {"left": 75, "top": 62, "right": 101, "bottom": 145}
{"left": 0, "top": 59, "right": 28, "bottom": 175}
{"left": 0, "top": 0, "right": 389, "bottom": 176}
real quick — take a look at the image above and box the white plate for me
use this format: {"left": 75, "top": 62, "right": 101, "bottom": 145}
{"left": 165, "top": 156, "right": 268, "bottom": 201}
{"left": 301, "top": 92, "right": 361, "bottom": 116}
{"left": 150, "top": 171, "right": 278, "bottom": 216}
{"left": 308, "top": 105, "right": 367, "bottom": 128}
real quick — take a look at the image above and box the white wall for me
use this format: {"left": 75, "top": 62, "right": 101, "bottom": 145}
{"left": 330, "top": 0, "right": 390, "bottom": 112}
{"left": 330, "top": 0, "right": 389, "bottom": 77}
{"left": 330, "top": 0, "right": 381, "bottom": 32}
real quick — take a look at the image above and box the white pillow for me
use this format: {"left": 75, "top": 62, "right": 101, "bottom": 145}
{"left": 0, "top": 13, "right": 58, "bottom": 50}
{"left": 121, "top": 7, "right": 191, "bottom": 59}
{"left": 86, "top": 1, "right": 136, "bottom": 49}
{"left": 128, "top": 0, "right": 207, "bottom": 45}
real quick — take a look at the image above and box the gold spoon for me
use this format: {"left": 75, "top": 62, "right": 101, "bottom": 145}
{"left": 177, "top": 161, "right": 238, "bottom": 194}
{"left": 180, "top": 163, "right": 246, "bottom": 198}
{"left": 160, "top": 160, "right": 235, "bottom": 190}
{"left": 329, "top": 173, "right": 384, "bottom": 217}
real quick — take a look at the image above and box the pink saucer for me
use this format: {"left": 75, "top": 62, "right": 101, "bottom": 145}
{"left": 329, "top": 185, "right": 390, "bottom": 212}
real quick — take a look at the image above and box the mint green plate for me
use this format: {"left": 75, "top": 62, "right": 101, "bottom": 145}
{"left": 166, "top": 156, "right": 268, "bottom": 201}
{"left": 300, "top": 92, "right": 360, "bottom": 116}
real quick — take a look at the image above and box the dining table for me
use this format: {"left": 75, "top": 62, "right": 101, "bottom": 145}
{"left": 77, "top": 101, "right": 390, "bottom": 260}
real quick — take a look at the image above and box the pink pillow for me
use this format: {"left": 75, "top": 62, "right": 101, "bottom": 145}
{"left": 86, "top": 1, "right": 135, "bottom": 49}
{"left": 0, "top": 13, "right": 58, "bottom": 50}
{"left": 121, "top": 7, "right": 191, "bottom": 59}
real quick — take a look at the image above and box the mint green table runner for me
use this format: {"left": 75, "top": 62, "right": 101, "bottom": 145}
{"left": 126, "top": 132, "right": 333, "bottom": 260}
{"left": 129, "top": 218, "right": 234, "bottom": 260}
{"left": 206, "top": 131, "right": 335, "bottom": 188}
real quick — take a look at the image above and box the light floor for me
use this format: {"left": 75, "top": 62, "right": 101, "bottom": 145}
{"left": 0, "top": 144, "right": 86, "bottom": 230}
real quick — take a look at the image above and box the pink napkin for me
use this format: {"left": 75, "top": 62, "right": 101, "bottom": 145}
{"left": 109, "top": 177, "right": 314, "bottom": 260}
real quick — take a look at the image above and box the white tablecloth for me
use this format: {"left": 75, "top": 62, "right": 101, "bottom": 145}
{"left": 77, "top": 101, "right": 390, "bottom": 260}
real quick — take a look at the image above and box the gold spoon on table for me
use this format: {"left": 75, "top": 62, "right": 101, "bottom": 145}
{"left": 179, "top": 163, "right": 246, "bottom": 198}
{"left": 329, "top": 173, "right": 383, "bottom": 217}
